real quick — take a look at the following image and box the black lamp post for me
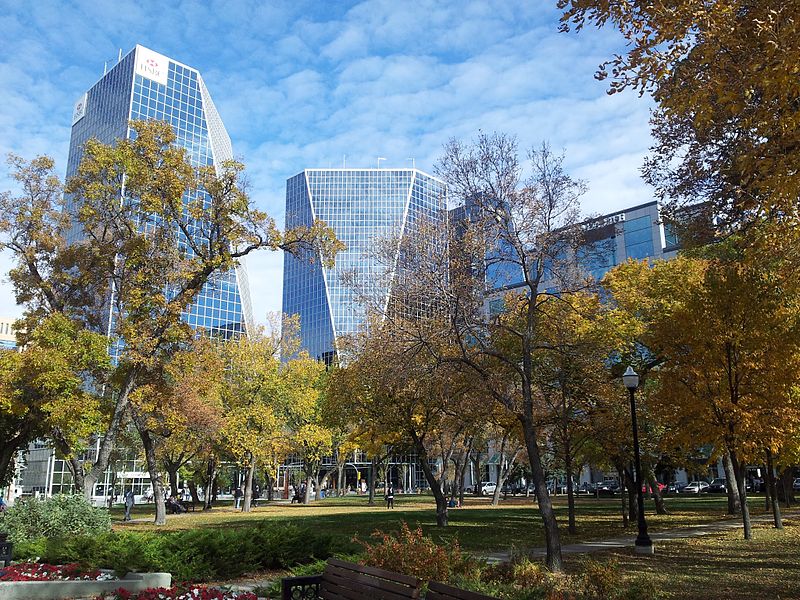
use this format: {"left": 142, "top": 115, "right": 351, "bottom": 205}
{"left": 623, "top": 366, "right": 654, "bottom": 555}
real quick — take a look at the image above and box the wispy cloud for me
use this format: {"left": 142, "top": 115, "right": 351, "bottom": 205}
{"left": 0, "top": 0, "right": 655, "bottom": 323}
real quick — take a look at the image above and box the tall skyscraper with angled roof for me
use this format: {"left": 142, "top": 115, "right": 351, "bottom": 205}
{"left": 282, "top": 168, "right": 447, "bottom": 363}
{"left": 65, "top": 44, "right": 253, "bottom": 341}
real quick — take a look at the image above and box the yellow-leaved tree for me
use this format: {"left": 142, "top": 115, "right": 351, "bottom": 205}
{"left": 604, "top": 251, "right": 800, "bottom": 538}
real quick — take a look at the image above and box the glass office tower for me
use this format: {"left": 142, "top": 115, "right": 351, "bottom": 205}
{"left": 282, "top": 168, "right": 447, "bottom": 362}
{"left": 65, "top": 45, "right": 253, "bottom": 342}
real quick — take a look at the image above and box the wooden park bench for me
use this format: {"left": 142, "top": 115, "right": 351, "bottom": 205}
{"left": 426, "top": 581, "right": 497, "bottom": 600}
{"left": 281, "top": 557, "right": 422, "bottom": 600}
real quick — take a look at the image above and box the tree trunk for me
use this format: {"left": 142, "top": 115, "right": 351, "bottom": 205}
{"left": 337, "top": 461, "right": 345, "bottom": 496}
{"left": 452, "top": 451, "right": 466, "bottom": 505}
{"left": 625, "top": 467, "right": 638, "bottom": 524}
{"left": 616, "top": 463, "right": 628, "bottom": 528}
{"left": 134, "top": 420, "right": 166, "bottom": 526}
{"left": 304, "top": 473, "right": 314, "bottom": 504}
{"left": 564, "top": 438, "right": 576, "bottom": 533}
{"left": 263, "top": 470, "right": 274, "bottom": 501}
{"left": 647, "top": 469, "right": 668, "bottom": 515}
{"left": 66, "top": 455, "right": 87, "bottom": 495}
{"left": 520, "top": 415, "right": 562, "bottom": 571}
{"left": 765, "top": 448, "right": 782, "bottom": 529}
{"left": 165, "top": 463, "right": 180, "bottom": 498}
{"left": 81, "top": 368, "right": 139, "bottom": 500}
{"left": 188, "top": 481, "right": 200, "bottom": 504}
{"left": 764, "top": 463, "right": 772, "bottom": 511}
{"left": 778, "top": 469, "right": 794, "bottom": 508}
{"left": 315, "top": 471, "right": 331, "bottom": 501}
{"left": 368, "top": 455, "right": 377, "bottom": 506}
{"left": 729, "top": 448, "right": 752, "bottom": 539}
{"left": 242, "top": 455, "right": 255, "bottom": 513}
{"left": 203, "top": 457, "right": 217, "bottom": 510}
{"left": 722, "top": 451, "right": 741, "bottom": 515}
{"left": 412, "top": 435, "right": 448, "bottom": 526}
{"left": 491, "top": 433, "right": 510, "bottom": 507}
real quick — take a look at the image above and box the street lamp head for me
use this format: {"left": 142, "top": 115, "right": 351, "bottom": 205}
{"left": 623, "top": 366, "right": 639, "bottom": 390}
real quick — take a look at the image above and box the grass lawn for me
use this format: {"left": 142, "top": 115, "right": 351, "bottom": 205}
{"left": 575, "top": 517, "right": 800, "bottom": 600}
{"left": 113, "top": 493, "right": 773, "bottom": 553}
{"left": 109, "top": 494, "right": 799, "bottom": 598}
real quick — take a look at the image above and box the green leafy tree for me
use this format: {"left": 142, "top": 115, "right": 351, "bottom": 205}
{"left": 0, "top": 313, "right": 110, "bottom": 484}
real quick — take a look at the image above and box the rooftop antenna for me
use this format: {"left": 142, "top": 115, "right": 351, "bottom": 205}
{"left": 104, "top": 60, "right": 108, "bottom": 75}
{"left": 377, "top": 157, "right": 386, "bottom": 169}
{"left": 343, "top": 155, "right": 346, "bottom": 168}
{"left": 407, "top": 157, "right": 416, "bottom": 169}
{"left": 118, "top": 48, "right": 122, "bottom": 62}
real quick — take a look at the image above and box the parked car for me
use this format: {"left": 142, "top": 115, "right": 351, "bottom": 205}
{"left": 641, "top": 482, "right": 667, "bottom": 494}
{"left": 577, "top": 482, "right": 596, "bottom": 495}
{"left": 666, "top": 482, "right": 687, "bottom": 494}
{"left": 680, "top": 481, "right": 710, "bottom": 494}
{"left": 793, "top": 478, "right": 800, "bottom": 492}
{"left": 708, "top": 478, "right": 728, "bottom": 493}
{"left": 480, "top": 481, "right": 497, "bottom": 495}
{"left": 500, "top": 482, "right": 524, "bottom": 496}
{"left": 596, "top": 481, "right": 620, "bottom": 496}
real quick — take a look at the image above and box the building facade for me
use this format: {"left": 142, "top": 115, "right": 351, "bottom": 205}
{"left": 17, "top": 45, "right": 252, "bottom": 504}
{"left": 282, "top": 168, "right": 447, "bottom": 362}
{"left": 66, "top": 44, "right": 253, "bottom": 342}
{"left": 0, "top": 318, "right": 17, "bottom": 350}
{"left": 478, "top": 200, "right": 680, "bottom": 313}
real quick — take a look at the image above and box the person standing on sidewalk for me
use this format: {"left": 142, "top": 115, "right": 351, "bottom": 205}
{"left": 123, "top": 490, "right": 135, "bottom": 521}
{"left": 386, "top": 484, "right": 394, "bottom": 509}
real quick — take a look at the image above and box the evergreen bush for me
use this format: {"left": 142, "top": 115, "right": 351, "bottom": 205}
{"left": 14, "top": 521, "right": 341, "bottom": 582}
{"left": 0, "top": 495, "right": 111, "bottom": 543}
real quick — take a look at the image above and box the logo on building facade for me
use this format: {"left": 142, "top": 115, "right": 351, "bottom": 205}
{"left": 72, "top": 93, "right": 88, "bottom": 126}
{"left": 135, "top": 47, "right": 170, "bottom": 86}
{"left": 581, "top": 212, "right": 626, "bottom": 231}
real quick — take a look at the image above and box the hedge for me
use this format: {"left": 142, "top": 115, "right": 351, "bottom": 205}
{"left": 14, "top": 521, "right": 344, "bottom": 582}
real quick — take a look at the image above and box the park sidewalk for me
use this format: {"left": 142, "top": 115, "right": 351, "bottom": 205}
{"left": 482, "top": 510, "right": 797, "bottom": 563}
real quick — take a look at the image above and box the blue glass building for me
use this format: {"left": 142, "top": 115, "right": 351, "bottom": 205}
{"left": 282, "top": 168, "right": 447, "bottom": 362}
{"left": 65, "top": 45, "right": 253, "bottom": 343}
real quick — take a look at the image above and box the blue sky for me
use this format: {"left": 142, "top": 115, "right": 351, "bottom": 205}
{"left": 0, "top": 0, "right": 653, "bottom": 325}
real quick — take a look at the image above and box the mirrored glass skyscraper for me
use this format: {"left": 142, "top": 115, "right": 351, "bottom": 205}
{"left": 65, "top": 45, "right": 253, "bottom": 343}
{"left": 282, "top": 168, "right": 447, "bottom": 362}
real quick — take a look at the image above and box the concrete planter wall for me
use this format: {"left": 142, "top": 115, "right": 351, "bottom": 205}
{"left": 0, "top": 571, "right": 171, "bottom": 600}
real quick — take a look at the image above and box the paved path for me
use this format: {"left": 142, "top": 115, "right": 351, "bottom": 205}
{"left": 482, "top": 510, "right": 793, "bottom": 563}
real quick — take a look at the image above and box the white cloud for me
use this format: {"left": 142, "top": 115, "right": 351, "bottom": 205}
{"left": 0, "top": 0, "right": 657, "bottom": 325}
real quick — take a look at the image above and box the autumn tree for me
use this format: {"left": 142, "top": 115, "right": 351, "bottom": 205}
{"left": 559, "top": 1, "right": 800, "bottom": 249}
{"left": 282, "top": 353, "right": 332, "bottom": 504}
{"left": 604, "top": 251, "right": 800, "bottom": 539}
{"left": 329, "top": 321, "right": 475, "bottom": 527}
{"left": 430, "top": 135, "right": 589, "bottom": 571}
{"left": 0, "top": 314, "right": 110, "bottom": 483}
{"left": 220, "top": 321, "right": 294, "bottom": 512}
{"left": 0, "top": 123, "right": 341, "bottom": 506}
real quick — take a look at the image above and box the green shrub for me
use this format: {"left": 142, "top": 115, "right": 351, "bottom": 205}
{"left": 24, "top": 520, "right": 339, "bottom": 582}
{"left": 0, "top": 495, "right": 111, "bottom": 544}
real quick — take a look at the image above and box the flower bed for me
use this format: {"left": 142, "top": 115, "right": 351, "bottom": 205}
{"left": 0, "top": 562, "right": 116, "bottom": 581}
{"left": 0, "top": 565, "right": 171, "bottom": 600}
{"left": 99, "top": 586, "right": 258, "bottom": 600}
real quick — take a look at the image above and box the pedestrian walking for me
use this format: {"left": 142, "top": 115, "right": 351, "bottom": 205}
{"left": 123, "top": 490, "right": 135, "bottom": 521}
{"left": 386, "top": 484, "right": 394, "bottom": 509}
{"left": 234, "top": 486, "right": 244, "bottom": 509}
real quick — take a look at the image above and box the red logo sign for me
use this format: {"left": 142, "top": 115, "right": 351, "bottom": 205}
{"left": 146, "top": 59, "right": 159, "bottom": 68}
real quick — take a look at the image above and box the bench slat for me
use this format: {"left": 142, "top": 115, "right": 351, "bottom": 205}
{"left": 326, "top": 557, "right": 421, "bottom": 587}
{"left": 319, "top": 559, "right": 421, "bottom": 600}
{"left": 427, "top": 581, "right": 498, "bottom": 600}
{"left": 323, "top": 568, "right": 420, "bottom": 600}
